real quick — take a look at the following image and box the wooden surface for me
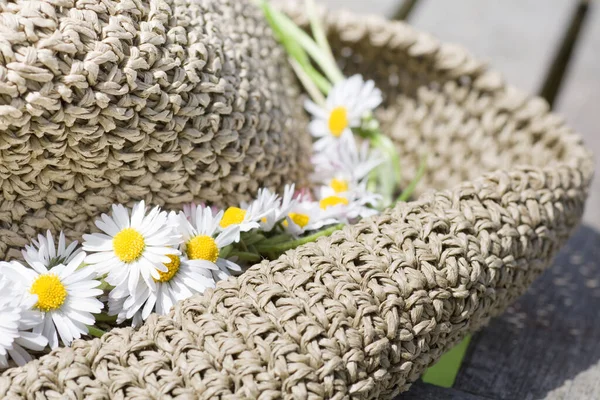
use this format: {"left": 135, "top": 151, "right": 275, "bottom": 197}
{"left": 319, "top": 1, "right": 600, "bottom": 398}
{"left": 320, "top": 0, "right": 404, "bottom": 18}
{"left": 402, "top": 382, "right": 492, "bottom": 399}
{"left": 409, "top": 0, "right": 574, "bottom": 94}
{"left": 556, "top": 5, "right": 600, "bottom": 231}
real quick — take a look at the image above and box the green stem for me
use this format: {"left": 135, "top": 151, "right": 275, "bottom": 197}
{"left": 262, "top": 1, "right": 344, "bottom": 84}
{"left": 98, "top": 278, "right": 114, "bottom": 292}
{"left": 290, "top": 58, "right": 328, "bottom": 104}
{"left": 262, "top": 2, "right": 332, "bottom": 96}
{"left": 396, "top": 155, "right": 427, "bottom": 203}
{"left": 219, "top": 245, "right": 233, "bottom": 259}
{"left": 93, "top": 313, "right": 118, "bottom": 324}
{"left": 370, "top": 132, "right": 402, "bottom": 207}
{"left": 87, "top": 326, "right": 106, "bottom": 338}
{"left": 300, "top": 63, "right": 333, "bottom": 94}
{"left": 255, "top": 224, "right": 344, "bottom": 254}
{"left": 306, "top": 0, "right": 338, "bottom": 77}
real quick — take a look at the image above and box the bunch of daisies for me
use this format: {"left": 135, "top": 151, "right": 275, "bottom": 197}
{"left": 0, "top": 0, "right": 425, "bottom": 370}
{"left": 0, "top": 148, "right": 382, "bottom": 368}
{"left": 262, "top": 0, "right": 409, "bottom": 206}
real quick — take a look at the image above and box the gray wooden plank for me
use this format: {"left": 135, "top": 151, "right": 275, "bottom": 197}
{"left": 409, "top": 0, "right": 574, "bottom": 94}
{"left": 319, "top": 0, "right": 406, "bottom": 18}
{"left": 399, "top": 381, "right": 493, "bottom": 400}
{"left": 556, "top": 5, "right": 600, "bottom": 231}
{"left": 403, "top": 5, "right": 598, "bottom": 398}
{"left": 448, "top": 224, "right": 600, "bottom": 399}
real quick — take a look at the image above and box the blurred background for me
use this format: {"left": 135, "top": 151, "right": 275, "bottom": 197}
{"left": 318, "top": 0, "right": 598, "bottom": 228}
{"left": 316, "top": 1, "right": 600, "bottom": 399}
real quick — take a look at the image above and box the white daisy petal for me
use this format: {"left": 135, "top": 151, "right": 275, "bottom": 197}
{"left": 304, "top": 99, "right": 328, "bottom": 119}
{"left": 81, "top": 233, "right": 113, "bottom": 251}
{"left": 96, "top": 213, "right": 120, "bottom": 236}
{"left": 108, "top": 255, "right": 216, "bottom": 324}
{"left": 42, "top": 317, "right": 58, "bottom": 350}
{"left": 142, "top": 292, "right": 157, "bottom": 319}
{"left": 15, "top": 332, "right": 47, "bottom": 352}
{"left": 57, "top": 252, "right": 86, "bottom": 279}
{"left": 7, "top": 345, "right": 31, "bottom": 367}
{"left": 187, "top": 259, "right": 220, "bottom": 271}
{"left": 0, "top": 281, "right": 49, "bottom": 368}
{"left": 216, "top": 258, "right": 242, "bottom": 273}
{"left": 112, "top": 204, "right": 131, "bottom": 230}
{"left": 308, "top": 119, "right": 329, "bottom": 138}
{"left": 51, "top": 313, "right": 73, "bottom": 346}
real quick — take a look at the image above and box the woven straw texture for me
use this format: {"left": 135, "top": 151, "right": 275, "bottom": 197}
{"left": 0, "top": 0, "right": 312, "bottom": 260}
{"left": 0, "top": 2, "right": 595, "bottom": 399}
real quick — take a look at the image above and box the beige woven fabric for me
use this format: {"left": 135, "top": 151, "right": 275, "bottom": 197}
{"left": 0, "top": 3, "right": 595, "bottom": 400}
{"left": 0, "top": 0, "right": 312, "bottom": 260}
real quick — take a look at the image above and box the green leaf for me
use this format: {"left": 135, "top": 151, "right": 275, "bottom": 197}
{"left": 290, "top": 58, "right": 327, "bottom": 105}
{"left": 422, "top": 335, "right": 472, "bottom": 388}
{"left": 87, "top": 325, "right": 107, "bottom": 338}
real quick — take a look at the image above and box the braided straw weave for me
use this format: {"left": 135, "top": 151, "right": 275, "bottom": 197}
{"left": 0, "top": 1, "right": 595, "bottom": 399}
{"left": 0, "top": 0, "right": 312, "bottom": 260}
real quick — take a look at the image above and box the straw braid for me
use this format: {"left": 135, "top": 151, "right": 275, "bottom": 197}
{"left": 0, "top": 0, "right": 312, "bottom": 260}
{"left": 0, "top": 165, "right": 591, "bottom": 399}
{"left": 0, "top": 2, "right": 594, "bottom": 399}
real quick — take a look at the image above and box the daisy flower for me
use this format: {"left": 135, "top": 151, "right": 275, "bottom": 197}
{"left": 82, "top": 201, "right": 181, "bottom": 293}
{"left": 219, "top": 191, "right": 274, "bottom": 240}
{"left": 259, "top": 184, "right": 297, "bottom": 232}
{"left": 174, "top": 205, "right": 242, "bottom": 277}
{"left": 0, "top": 252, "right": 104, "bottom": 349}
{"left": 0, "top": 280, "right": 48, "bottom": 369}
{"left": 312, "top": 135, "right": 383, "bottom": 192}
{"left": 317, "top": 186, "right": 380, "bottom": 221}
{"left": 107, "top": 254, "right": 216, "bottom": 326}
{"left": 305, "top": 74, "right": 382, "bottom": 152}
{"left": 282, "top": 199, "right": 341, "bottom": 237}
{"left": 22, "top": 230, "right": 82, "bottom": 269}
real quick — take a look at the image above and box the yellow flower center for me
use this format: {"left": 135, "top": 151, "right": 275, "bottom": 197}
{"left": 113, "top": 228, "right": 145, "bottom": 263}
{"left": 155, "top": 254, "right": 181, "bottom": 282}
{"left": 320, "top": 196, "right": 349, "bottom": 210}
{"left": 30, "top": 274, "right": 67, "bottom": 312}
{"left": 288, "top": 212, "right": 310, "bottom": 228}
{"left": 328, "top": 106, "right": 349, "bottom": 137}
{"left": 330, "top": 178, "right": 349, "bottom": 194}
{"left": 220, "top": 207, "right": 247, "bottom": 228}
{"left": 186, "top": 235, "right": 219, "bottom": 262}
